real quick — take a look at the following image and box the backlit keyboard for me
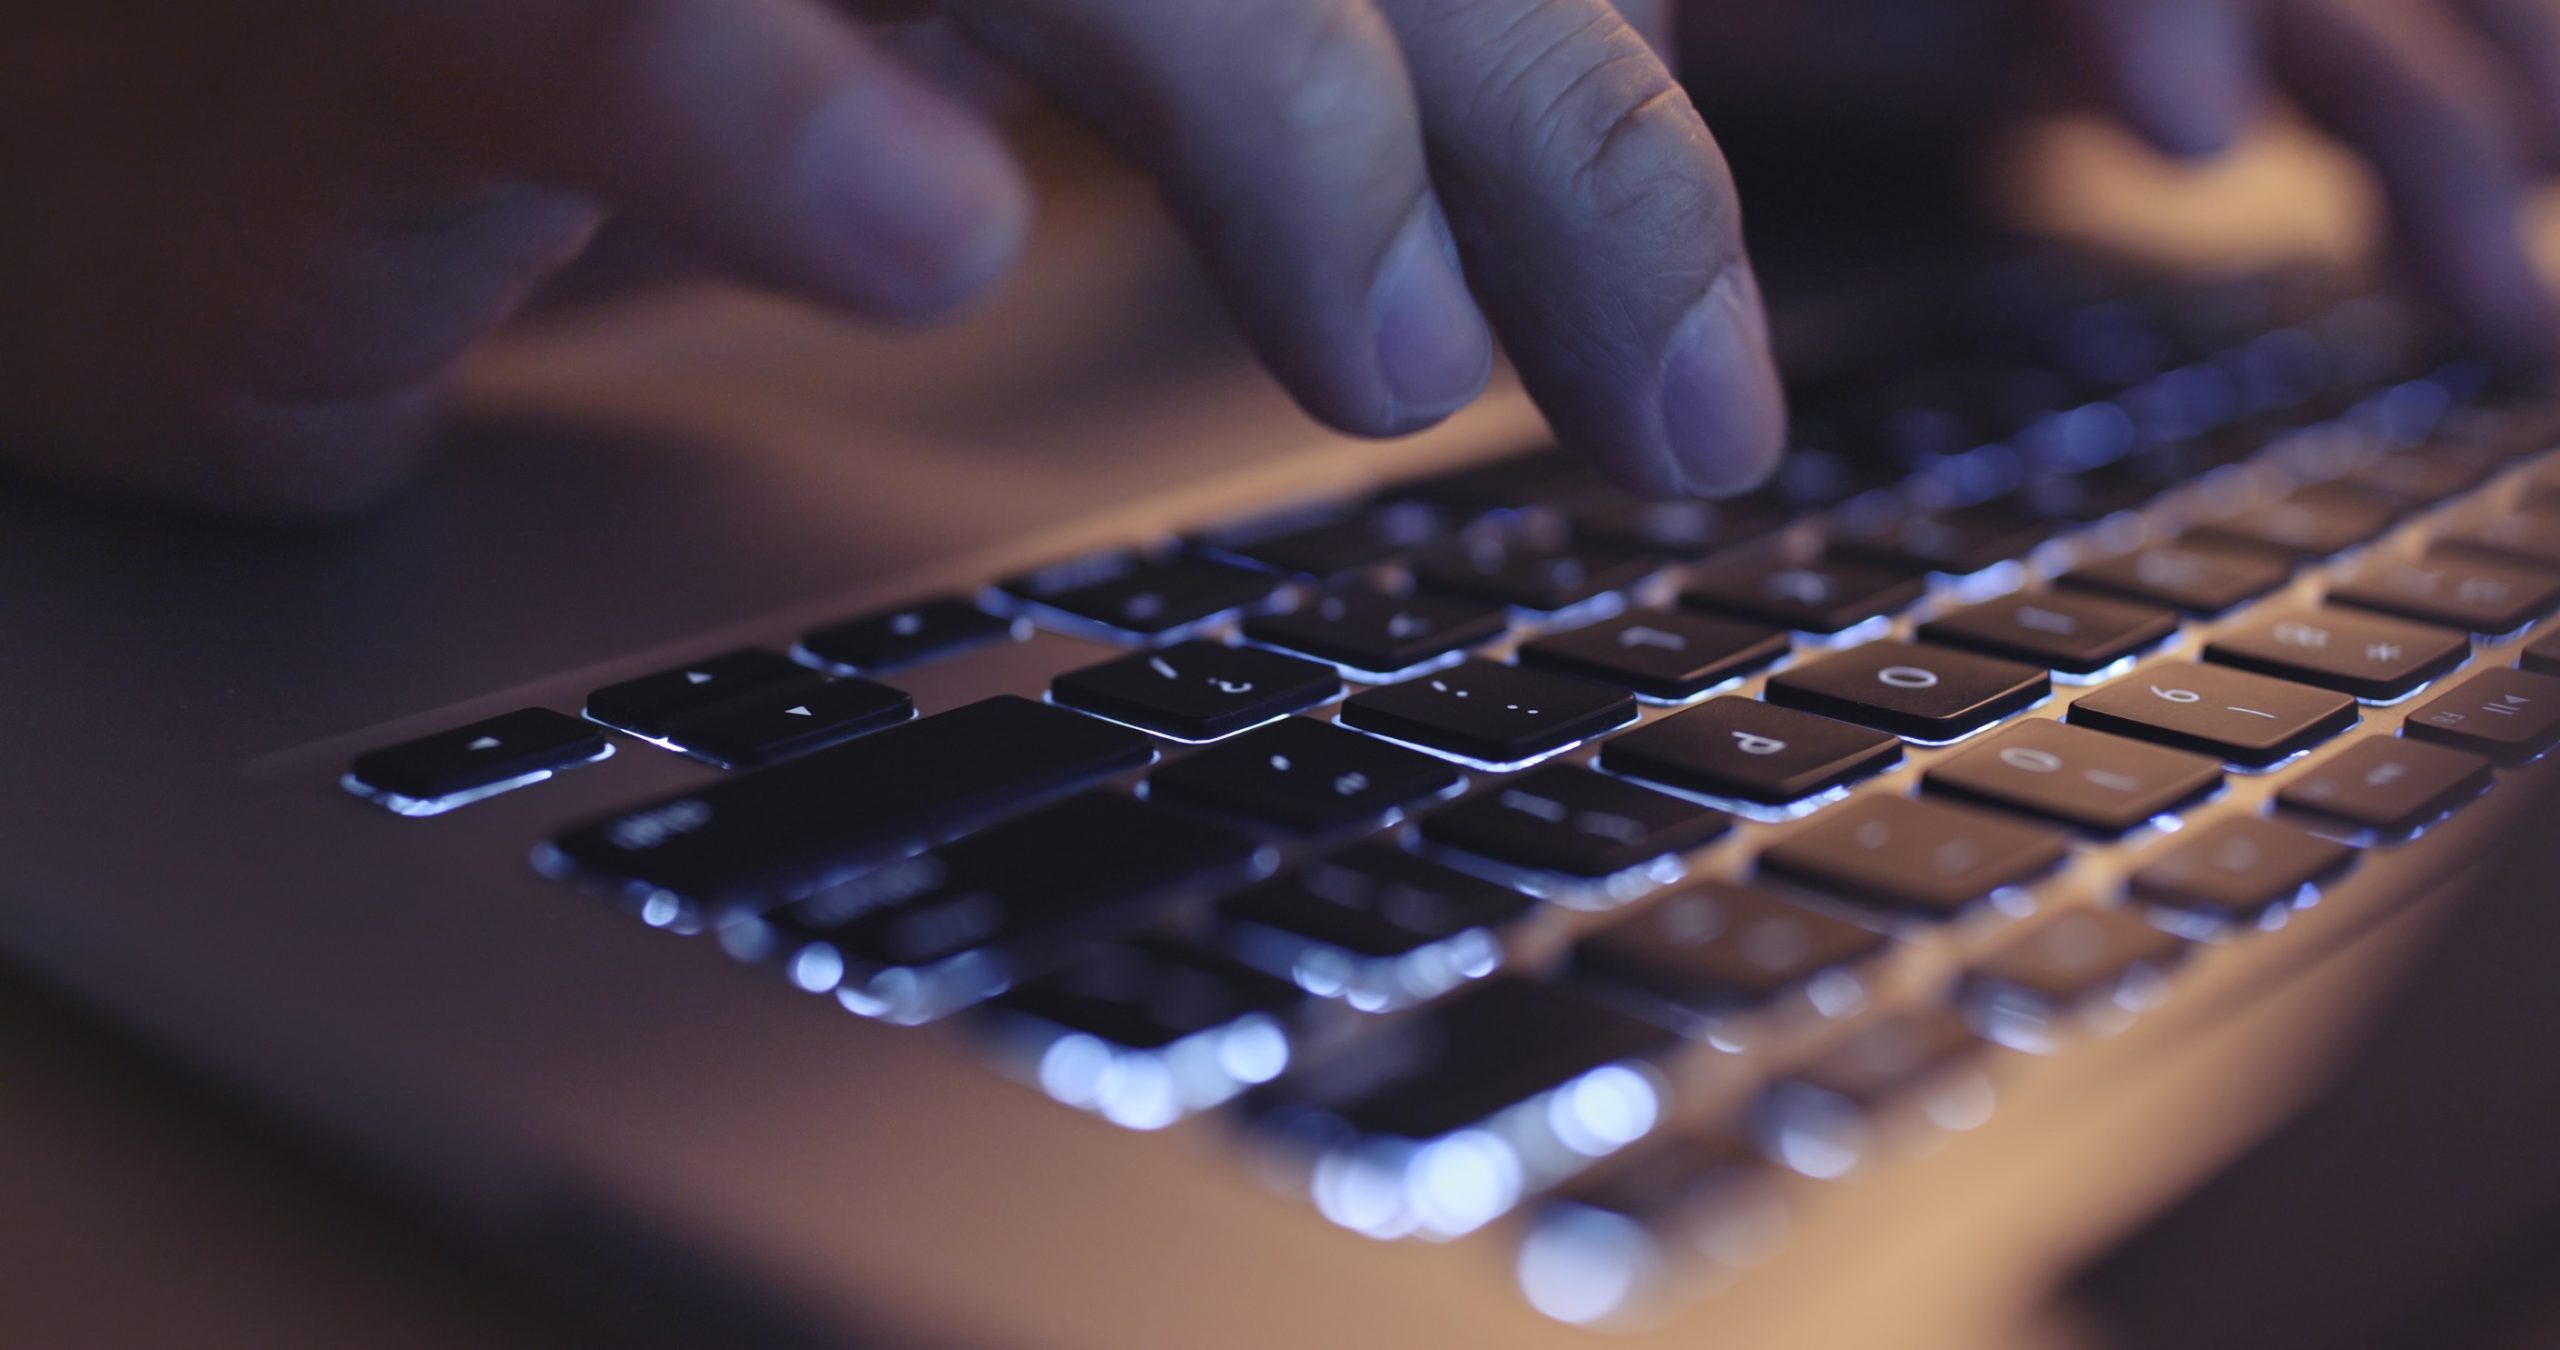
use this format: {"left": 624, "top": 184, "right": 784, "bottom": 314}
{"left": 343, "top": 263, "right": 2560, "bottom": 1327}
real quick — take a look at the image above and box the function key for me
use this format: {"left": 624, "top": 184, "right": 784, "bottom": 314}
{"left": 799, "top": 597, "right": 1014, "bottom": 674}
{"left": 1764, "top": 641, "right": 2050, "bottom": 742}
{"left": 998, "top": 553, "right": 1276, "bottom": 639}
{"left": 2522, "top": 628, "right": 2560, "bottom": 677}
{"left": 1146, "top": 717, "right": 1461, "bottom": 833}
{"left": 2066, "top": 662, "right": 2357, "bottom": 767}
{"left": 2402, "top": 667, "right": 2560, "bottom": 764}
{"left": 1408, "top": 528, "right": 1660, "bottom": 614}
{"left": 762, "top": 792, "right": 1265, "bottom": 1023}
{"left": 346, "top": 708, "right": 609, "bottom": 813}
{"left": 1681, "top": 556, "right": 1927, "bottom": 635}
{"left": 1217, "top": 844, "right": 1533, "bottom": 1009}
{"left": 2328, "top": 552, "right": 2560, "bottom": 635}
{"left": 2058, "top": 540, "right": 2293, "bottom": 616}
{"left": 661, "top": 677, "right": 913, "bottom": 768}
{"left": 1192, "top": 500, "right": 1442, "bottom": 579}
{"left": 986, "top": 939, "right": 1301, "bottom": 1128}
{"left": 585, "top": 648, "right": 821, "bottom": 737}
{"left": 2275, "top": 737, "right": 2494, "bottom": 834}
{"left": 1759, "top": 795, "right": 2071, "bottom": 918}
{"left": 1516, "top": 610, "right": 1788, "bottom": 701}
{"left": 1599, "top": 698, "right": 1902, "bottom": 806}
{"left": 1420, "top": 766, "right": 1732, "bottom": 879}
{"left": 2186, "top": 483, "right": 2400, "bottom": 559}
{"left": 1051, "top": 641, "right": 1341, "bottom": 742}
{"left": 1571, "top": 881, "right": 1889, "bottom": 1020}
{"left": 1833, "top": 500, "right": 2054, "bottom": 577}
{"left": 1918, "top": 590, "right": 2180, "bottom": 677}
{"left": 1752, "top": 1010, "right": 1991, "bottom": 1178}
{"left": 1922, "top": 719, "right": 2222, "bottom": 835}
{"left": 1338, "top": 659, "right": 1635, "bottom": 767}
{"left": 1960, "top": 908, "right": 2187, "bottom": 1052}
{"left": 1389, "top": 447, "right": 1596, "bottom": 513}
{"left": 543, "top": 697, "right": 1154, "bottom": 914}
{"left": 1243, "top": 586, "right": 1507, "bottom": 678}
{"left": 2201, "top": 606, "right": 2469, "bottom": 701}
{"left": 2127, "top": 816, "right": 2354, "bottom": 927}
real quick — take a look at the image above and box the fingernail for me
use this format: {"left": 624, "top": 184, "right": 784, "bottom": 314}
{"left": 802, "top": 82, "right": 1029, "bottom": 313}
{"left": 1659, "top": 268, "right": 1787, "bottom": 496}
{"left": 1372, "top": 201, "right": 1493, "bottom": 427}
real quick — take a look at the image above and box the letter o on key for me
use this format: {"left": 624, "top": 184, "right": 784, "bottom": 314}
{"left": 1878, "top": 666, "right": 1941, "bottom": 690}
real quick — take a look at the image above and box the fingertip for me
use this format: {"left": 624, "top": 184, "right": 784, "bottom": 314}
{"left": 796, "top": 78, "right": 1033, "bottom": 318}
{"left": 1658, "top": 268, "right": 1787, "bottom": 499}
{"left": 1371, "top": 200, "right": 1496, "bottom": 431}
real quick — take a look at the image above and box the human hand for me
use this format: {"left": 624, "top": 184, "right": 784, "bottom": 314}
{"left": 0, "top": 0, "right": 1780, "bottom": 514}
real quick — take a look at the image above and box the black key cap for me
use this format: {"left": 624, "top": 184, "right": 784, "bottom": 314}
{"left": 1244, "top": 586, "right": 1508, "bottom": 677}
{"left": 1338, "top": 659, "right": 1635, "bottom": 766}
{"left": 1923, "top": 720, "right": 2222, "bottom": 835}
{"left": 1147, "top": 718, "right": 1461, "bottom": 832}
{"left": 2058, "top": 540, "right": 2293, "bottom": 616}
{"left": 799, "top": 597, "right": 1013, "bottom": 674}
{"left": 585, "top": 649, "right": 821, "bottom": 737}
{"left": 1192, "top": 501, "right": 1442, "bottom": 578}
{"left": 1564, "top": 487, "right": 1789, "bottom": 560}
{"left": 1918, "top": 590, "right": 2180, "bottom": 677}
{"left": 1051, "top": 641, "right": 1341, "bottom": 742}
{"left": 2342, "top": 444, "right": 2507, "bottom": 506}
{"left": 543, "top": 696, "right": 1155, "bottom": 910}
{"left": 1409, "top": 532, "right": 1660, "bottom": 614}
{"left": 347, "top": 708, "right": 607, "bottom": 809}
{"left": 2202, "top": 607, "right": 2470, "bottom": 701}
{"left": 662, "top": 677, "right": 913, "bottom": 768}
{"left": 999, "top": 553, "right": 1276, "bottom": 638}
{"left": 770, "top": 793, "right": 1266, "bottom": 1023}
{"left": 2025, "top": 461, "right": 2169, "bottom": 523}
{"left": 1765, "top": 641, "right": 2050, "bottom": 742}
{"left": 2437, "top": 514, "right": 2560, "bottom": 573}
{"left": 1218, "top": 844, "right": 1533, "bottom": 1008}
{"left": 1753, "top": 1011, "right": 1990, "bottom": 1178}
{"left": 2276, "top": 737, "right": 2494, "bottom": 833}
{"left": 1256, "top": 978, "right": 1675, "bottom": 1144}
{"left": 988, "top": 941, "right": 1301, "bottom": 1121}
{"left": 1834, "top": 501, "right": 2054, "bottom": 576}
{"left": 2128, "top": 817, "right": 2354, "bottom": 926}
{"left": 1760, "top": 795, "right": 2071, "bottom": 917}
{"left": 1960, "top": 908, "right": 2187, "bottom": 1051}
{"left": 1390, "top": 447, "right": 1595, "bottom": 512}
{"left": 1681, "top": 557, "right": 1927, "bottom": 635}
{"left": 1421, "top": 766, "right": 1732, "bottom": 878}
{"left": 2066, "top": 663, "right": 2358, "bottom": 767}
{"left": 2523, "top": 628, "right": 2560, "bottom": 677}
{"left": 2403, "top": 667, "right": 2560, "bottom": 764}
{"left": 1600, "top": 698, "right": 1902, "bottom": 806}
{"left": 2329, "top": 552, "right": 2560, "bottom": 635}
{"left": 1572, "top": 882, "right": 1889, "bottom": 1018}
{"left": 1516, "top": 610, "right": 1788, "bottom": 701}
{"left": 2187, "top": 483, "right": 2400, "bottom": 558}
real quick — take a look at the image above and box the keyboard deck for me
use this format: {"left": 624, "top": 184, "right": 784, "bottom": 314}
{"left": 341, "top": 263, "right": 2560, "bottom": 1327}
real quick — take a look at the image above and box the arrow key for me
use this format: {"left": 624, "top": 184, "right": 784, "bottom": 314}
{"left": 662, "top": 677, "right": 914, "bottom": 768}
{"left": 348, "top": 708, "right": 608, "bottom": 812}
{"left": 586, "top": 649, "right": 822, "bottom": 737}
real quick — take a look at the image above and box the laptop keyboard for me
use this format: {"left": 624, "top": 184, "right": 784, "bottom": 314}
{"left": 342, "top": 261, "right": 2560, "bottom": 1325}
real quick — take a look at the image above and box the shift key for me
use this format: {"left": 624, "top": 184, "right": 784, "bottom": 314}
{"left": 542, "top": 696, "right": 1155, "bottom": 909}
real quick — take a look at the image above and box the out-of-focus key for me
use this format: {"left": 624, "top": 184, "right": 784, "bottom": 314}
{"left": 999, "top": 553, "right": 1276, "bottom": 639}
{"left": 1572, "top": 881, "right": 1889, "bottom": 1021}
{"left": 1960, "top": 908, "right": 2187, "bottom": 1052}
{"left": 800, "top": 597, "right": 1015, "bottom": 674}
{"left": 1759, "top": 795, "right": 2071, "bottom": 918}
{"left": 1244, "top": 586, "right": 1508, "bottom": 677}
{"left": 2329, "top": 552, "right": 2560, "bottom": 636}
{"left": 1516, "top": 610, "right": 1788, "bottom": 701}
{"left": 1680, "top": 557, "right": 1926, "bottom": 635}
{"left": 2402, "top": 667, "right": 2560, "bottom": 763}
{"left": 1922, "top": 719, "right": 2222, "bottom": 835}
{"left": 2276, "top": 737, "right": 2494, "bottom": 834}
{"left": 662, "top": 677, "right": 913, "bottom": 768}
{"left": 1752, "top": 1011, "right": 1993, "bottom": 1179}
{"left": 586, "top": 649, "right": 821, "bottom": 737}
{"left": 1146, "top": 717, "right": 1461, "bottom": 833}
{"left": 1409, "top": 532, "right": 1660, "bottom": 614}
{"left": 2187, "top": 483, "right": 2400, "bottom": 559}
{"left": 2127, "top": 816, "right": 2354, "bottom": 928}
{"left": 1918, "top": 590, "right": 2180, "bottom": 678}
{"left": 1421, "top": 766, "right": 1732, "bottom": 879}
{"left": 1217, "top": 844, "right": 1532, "bottom": 1010}
{"left": 2523, "top": 628, "right": 2560, "bottom": 677}
{"left": 1600, "top": 699, "right": 1902, "bottom": 807}
{"left": 2201, "top": 606, "right": 2469, "bottom": 701}
{"left": 2059, "top": 541, "right": 2292, "bottom": 616}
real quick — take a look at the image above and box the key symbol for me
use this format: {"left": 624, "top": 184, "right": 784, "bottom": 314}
{"left": 2365, "top": 643, "right": 2404, "bottom": 664}
{"left": 467, "top": 736, "right": 502, "bottom": 752}
{"left": 1765, "top": 569, "right": 1836, "bottom": 605}
{"left": 1209, "top": 678, "right": 1256, "bottom": 695}
{"left": 2152, "top": 685, "right": 2202, "bottom": 704}
{"left": 684, "top": 671, "right": 714, "bottom": 686}
{"left": 2273, "top": 622, "right": 2331, "bottom": 650}
{"left": 1333, "top": 772, "right": 1370, "bottom": 797}
{"left": 1878, "top": 665, "right": 1941, "bottom": 690}
{"left": 1268, "top": 755, "right": 1293, "bottom": 773}
{"left": 2016, "top": 606, "right": 2078, "bottom": 635}
{"left": 1500, "top": 790, "right": 1568, "bottom": 823}
{"left": 890, "top": 613, "right": 925, "bottom": 637}
{"left": 1386, "top": 612, "right": 1432, "bottom": 640}
{"left": 2364, "top": 761, "right": 2408, "bottom": 787}
{"left": 2000, "top": 747, "right": 2065, "bottom": 774}
{"left": 1618, "top": 625, "right": 1688, "bottom": 651}
{"left": 2138, "top": 552, "right": 2207, "bottom": 588}
{"left": 1149, "top": 657, "right": 1180, "bottom": 680}
{"left": 783, "top": 706, "right": 813, "bottom": 718}
{"left": 2084, "top": 768, "right": 2142, "bottom": 793}
{"left": 1123, "top": 592, "right": 1165, "bottom": 620}
{"left": 1732, "top": 731, "right": 1789, "bottom": 756}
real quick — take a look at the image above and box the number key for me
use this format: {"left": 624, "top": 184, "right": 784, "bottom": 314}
{"left": 2066, "top": 662, "right": 2357, "bottom": 767}
{"left": 1765, "top": 641, "right": 2050, "bottom": 742}
{"left": 2329, "top": 552, "right": 2560, "bottom": 636}
{"left": 1052, "top": 641, "right": 1341, "bottom": 742}
{"left": 1681, "top": 556, "right": 1926, "bottom": 635}
{"left": 1923, "top": 719, "right": 2222, "bottom": 835}
{"left": 1918, "top": 590, "right": 2180, "bottom": 677}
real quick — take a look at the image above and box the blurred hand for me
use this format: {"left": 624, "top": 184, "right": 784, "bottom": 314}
{"left": 1680, "top": 0, "right": 2560, "bottom": 358}
{"left": 0, "top": 0, "right": 1780, "bottom": 514}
